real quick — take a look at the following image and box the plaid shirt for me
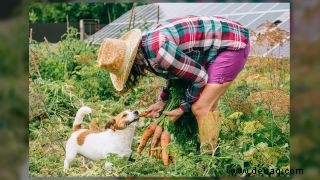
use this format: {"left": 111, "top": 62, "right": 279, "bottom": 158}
{"left": 140, "top": 15, "right": 249, "bottom": 112}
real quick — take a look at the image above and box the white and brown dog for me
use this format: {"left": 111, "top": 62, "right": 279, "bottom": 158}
{"left": 64, "top": 106, "right": 139, "bottom": 172}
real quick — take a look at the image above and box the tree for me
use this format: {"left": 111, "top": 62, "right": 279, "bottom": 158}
{"left": 28, "top": 2, "right": 145, "bottom": 24}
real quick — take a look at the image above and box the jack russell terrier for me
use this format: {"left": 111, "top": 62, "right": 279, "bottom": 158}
{"left": 64, "top": 106, "right": 140, "bottom": 172}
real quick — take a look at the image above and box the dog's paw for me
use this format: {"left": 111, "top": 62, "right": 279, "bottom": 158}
{"left": 104, "top": 162, "right": 113, "bottom": 170}
{"left": 63, "top": 167, "right": 68, "bottom": 173}
{"left": 63, "top": 163, "right": 69, "bottom": 173}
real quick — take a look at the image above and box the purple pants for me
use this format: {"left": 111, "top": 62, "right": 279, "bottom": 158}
{"left": 208, "top": 42, "right": 250, "bottom": 84}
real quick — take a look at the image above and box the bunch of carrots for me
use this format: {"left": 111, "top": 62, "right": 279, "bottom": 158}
{"left": 137, "top": 83, "right": 182, "bottom": 166}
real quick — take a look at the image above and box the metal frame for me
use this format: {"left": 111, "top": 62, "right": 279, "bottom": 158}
{"left": 88, "top": 3, "right": 290, "bottom": 57}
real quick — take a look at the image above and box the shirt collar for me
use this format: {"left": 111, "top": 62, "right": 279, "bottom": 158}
{"left": 138, "top": 47, "right": 160, "bottom": 76}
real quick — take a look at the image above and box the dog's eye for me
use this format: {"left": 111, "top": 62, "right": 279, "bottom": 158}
{"left": 122, "top": 114, "right": 127, "bottom": 118}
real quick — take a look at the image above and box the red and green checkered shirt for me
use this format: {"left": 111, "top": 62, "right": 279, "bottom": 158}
{"left": 140, "top": 15, "right": 249, "bottom": 112}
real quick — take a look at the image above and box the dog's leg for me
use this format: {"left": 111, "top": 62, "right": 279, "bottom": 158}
{"left": 64, "top": 147, "right": 77, "bottom": 172}
{"left": 64, "top": 155, "right": 76, "bottom": 172}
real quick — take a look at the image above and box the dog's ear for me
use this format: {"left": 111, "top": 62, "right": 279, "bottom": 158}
{"left": 105, "top": 117, "right": 116, "bottom": 131}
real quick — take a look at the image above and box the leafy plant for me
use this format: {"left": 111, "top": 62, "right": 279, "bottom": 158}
{"left": 29, "top": 26, "right": 290, "bottom": 177}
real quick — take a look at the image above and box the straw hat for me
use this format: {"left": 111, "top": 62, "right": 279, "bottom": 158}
{"left": 97, "top": 29, "right": 142, "bottom": 91}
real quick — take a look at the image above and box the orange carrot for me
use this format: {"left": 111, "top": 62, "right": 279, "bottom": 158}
{"left": 151, "top": 139, "right": 161, "bottom": 158}
{"left": 150, "top": 125, "right": 163, "bottom": 155}
{"left": 139, "top": 111, "right": 148, "bottom": 117}
{"left": 137, "top": 123, "right": 157, "bottom": 155}
{"left": 156, "top": 140, "right": 161, "bottom": 159}
{"left": 160, "top": 130, "right": 170, "bottom": 166}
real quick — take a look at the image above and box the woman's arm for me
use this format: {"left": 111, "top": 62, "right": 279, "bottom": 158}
{"left": 155, "top": 40, "right": 208, "bottom": 112}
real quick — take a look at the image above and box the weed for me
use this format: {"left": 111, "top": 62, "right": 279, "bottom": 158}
{"left": 29, "top": 28, "right": 290, "bottom": 177}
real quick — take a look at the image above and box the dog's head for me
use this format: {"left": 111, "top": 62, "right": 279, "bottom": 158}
{"left": 105, "top": 110, "right": 139, "bottom": 131}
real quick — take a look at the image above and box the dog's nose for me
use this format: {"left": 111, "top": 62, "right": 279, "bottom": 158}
{"left": 133, "top": 111, "right": 139, "bottom": 115}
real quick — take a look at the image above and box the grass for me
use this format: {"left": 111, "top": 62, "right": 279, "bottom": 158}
{"left": 29, "top": 28, "right": 290, "bottom": 177}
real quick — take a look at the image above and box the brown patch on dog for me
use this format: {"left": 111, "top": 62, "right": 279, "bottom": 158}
{"left": 105, "top": 118, "right": 116, "bottom": 131}
{"left": 77, "top": 130, "right": 93, "bottom": 145}
{"left": 104, "top": 112, "right": 128, "bottom": 131}
{"left": 105, "top": 110, "right": 139, "bottom": 131}
{"left": 72, "top": 124, "right": 81, "bottom": 131}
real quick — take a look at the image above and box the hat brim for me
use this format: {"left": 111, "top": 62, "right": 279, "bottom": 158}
{"left": 109, "top": 29, "right": 142, "bottom": 91}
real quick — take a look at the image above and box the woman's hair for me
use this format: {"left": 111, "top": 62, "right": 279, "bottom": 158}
{"left": 123, "top": 51, "right": 147, "bottom": 91}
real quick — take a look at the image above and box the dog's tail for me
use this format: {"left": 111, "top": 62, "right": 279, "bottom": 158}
{"left": 72, "top": 106, "right": 92, "bottom": 131}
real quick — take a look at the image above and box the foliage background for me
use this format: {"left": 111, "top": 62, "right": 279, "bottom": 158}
{"left": 28, "top": 23, "right": 290, "bottom": 176}
{"left": 29, "top": 2, "right": 145, "bottom": 24}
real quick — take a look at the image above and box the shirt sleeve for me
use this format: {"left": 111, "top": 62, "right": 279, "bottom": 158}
{"left": 155, "top": 40, "right": 208, "bottom": 112}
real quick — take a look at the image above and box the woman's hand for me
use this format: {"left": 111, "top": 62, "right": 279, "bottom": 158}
{"left": 163, "top": 108, "right": 184, "bottom": 122}
{"left": 145, "top": 101, "right": 167, "bottom": 118}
